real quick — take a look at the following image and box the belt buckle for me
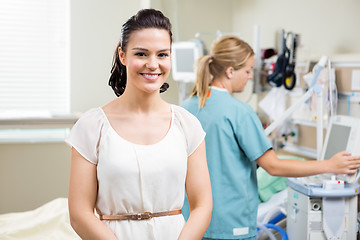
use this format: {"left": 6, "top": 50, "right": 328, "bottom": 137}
{"left": 137, "top": 212, "right": 153, "bottom": 220}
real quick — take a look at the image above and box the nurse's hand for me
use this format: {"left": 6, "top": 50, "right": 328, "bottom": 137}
{"left": 327, "top": 151, "right": 360, "bottom": 175}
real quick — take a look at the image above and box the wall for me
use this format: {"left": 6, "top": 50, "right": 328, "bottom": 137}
{"left": 0, "top": 143, "right": 70, "bottom": 213}
{"left": 231, "top": 0, "right": 360, "bottom": 59}
{"left": 70, "top": 0, "right": 141, "bottom": 113}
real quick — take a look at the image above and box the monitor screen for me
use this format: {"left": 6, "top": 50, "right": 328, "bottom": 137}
{"left": 175, "top": 48, "right": 195, "bottom": 73}
{"left": 171, "top": 40, "right": 203, "bottom": 82}
{"left": 323, "top": 123, "right": 351, "bottom": 160}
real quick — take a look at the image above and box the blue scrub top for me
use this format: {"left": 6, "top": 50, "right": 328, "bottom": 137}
{"left": 182, "top": 87, "right": 272, "bottom": 239}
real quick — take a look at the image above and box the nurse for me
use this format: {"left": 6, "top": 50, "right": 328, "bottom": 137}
{"left": 182, "top": 35, "right": 360, "bottom": 240}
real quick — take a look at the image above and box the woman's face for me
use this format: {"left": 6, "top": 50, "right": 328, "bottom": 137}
{"left": 119, "top": 28, "right": 171, "bottom": 95}
{"left": 231, "top": 56, "right": 254, "bottom": 93}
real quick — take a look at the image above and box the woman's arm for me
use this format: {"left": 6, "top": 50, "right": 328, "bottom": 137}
{"left": 178, "top": 140, "right": 212, "bottom": 240}
{"left": 257, "top": 149, "right": 360, "bottom": 177}
{"left": 68, "top": 148, "right": 117, "bottom": 240}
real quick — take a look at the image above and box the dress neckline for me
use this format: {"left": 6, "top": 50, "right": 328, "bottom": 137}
{"left": 98, "top": 104, "right": 174, "bottom": 147}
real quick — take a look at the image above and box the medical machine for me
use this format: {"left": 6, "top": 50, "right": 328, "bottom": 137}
{"left": 171, "top": 40, "right": 204, "bottom": 104}
{"left": 322, "top": 115, "right": 360, "bottom": 183}
{"left": 287, "top": 115, "right": 360, "bottom": 240}
{"left": 171, "top": 40, "right": 204, "bottom": 83}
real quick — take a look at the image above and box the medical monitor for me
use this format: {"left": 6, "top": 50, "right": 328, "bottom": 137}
{"left": 171, "top": 40, "right": 204, "bottom": 82}
{"left": 323, "top": 123, "right": 351, "bottom": 160}
{"left": 321, "top": 115, "right": 360, "bottom": 182}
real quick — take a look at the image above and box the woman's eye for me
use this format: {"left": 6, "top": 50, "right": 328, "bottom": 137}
{"left": 158, "top": 53, "right": 169, "bottom": 58}
{"left": 135, "top": 52, "right": 146, "bottom": 57}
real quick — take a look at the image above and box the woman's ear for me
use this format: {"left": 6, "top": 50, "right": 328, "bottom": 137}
{"left": 118, "top": 47, "right": 126, "bottom": 66}
{"left": 225, "top": 66, "right": 234, "bottom": 79}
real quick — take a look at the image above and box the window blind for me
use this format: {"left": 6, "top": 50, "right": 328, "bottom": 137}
{"left": 0, "top": 0, "right": 70, "bottom": 115}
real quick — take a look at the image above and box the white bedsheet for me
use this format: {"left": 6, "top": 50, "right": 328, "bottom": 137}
{"left": 0, "top": 198, "right": 80, "bottom": 240}
{"left": 257, "top": 189, "right": 288, "bottom": 224}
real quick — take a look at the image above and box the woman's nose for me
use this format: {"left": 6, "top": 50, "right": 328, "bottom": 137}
{"left": 146, "top": 56, "right": 158, "bottom": 69}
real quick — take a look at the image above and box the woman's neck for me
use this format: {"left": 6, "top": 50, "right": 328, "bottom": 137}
{"left": 115, "top": 89, "right": 168, "bottom": 114}
{"left": 210, "top": 78, "right": 232, "bottom": 94}
{"left": 210, "top": 79, "right": 226, "bottom": 89}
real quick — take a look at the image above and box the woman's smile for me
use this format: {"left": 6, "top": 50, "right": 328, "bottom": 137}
{"left": 141, "top": 73, "right": 162, "bottom": 81}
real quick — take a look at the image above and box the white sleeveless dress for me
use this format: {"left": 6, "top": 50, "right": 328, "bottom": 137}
{"left": 65, "top": 104, "right": 205, "bottom": 240}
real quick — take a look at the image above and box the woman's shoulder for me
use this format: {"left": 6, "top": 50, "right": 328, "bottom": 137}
{"left": 66, "top": 107, "right": 107, "bottom": 165}
{"left": 78, "top": 107, "right": 104, "bottom": 120}
{"left": 74, "top": 107, "right": 106, "bottom": 129}
{"left": 172, "top": 104, "right": 204, "bottom": 130}
{"left": 220, "top": 97, "right": 259, "bottom": 124}
{"left": 172, "top": 104, "right": 198, "bottom": 121}
{"left": 230, "top": 97, "right": 254, "bottom": 112}
{"left": 171, "top": 104, "right": 205, "bottom": 156}
{"left": 212, "top": 89, "right": 252, "bottom": 110}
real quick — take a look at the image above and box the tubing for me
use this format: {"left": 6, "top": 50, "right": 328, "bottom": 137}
{"left": 257, "top": 223, "right": 277, "bottom": 240}
{"left": 260, "top": 206, "right": 286, "bottom": 226}
{"left": 264, "top": 223, "right": 289, "bottom": 240}
{"left": 268, "top": 212, "right": 286, "bottom": 225}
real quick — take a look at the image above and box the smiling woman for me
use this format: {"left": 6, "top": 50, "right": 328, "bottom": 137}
{"left": 117, "top": 28, "right": 171, "bottom": 95}
{"left": 108, "top": 9, "right": 172, "bottom": 97}
{"left": 65, "top": 8, "right": 212, "bottom": 240}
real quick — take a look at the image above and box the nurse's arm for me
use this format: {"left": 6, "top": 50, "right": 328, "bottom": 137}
{"left": 68, "top": 147, "right": 117, "bottom": 240}
{"left": 179, "top": 140, "right": 212, "bottom": 240}
{"left": 256, "top": 149, "right": 360, "bottom": 177}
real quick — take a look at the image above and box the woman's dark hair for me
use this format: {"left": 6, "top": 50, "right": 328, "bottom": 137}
{"left": 109, "top": 9, "right": 173, "bottom": 96}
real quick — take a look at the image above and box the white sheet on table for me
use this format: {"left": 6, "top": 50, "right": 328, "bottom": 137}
{"left": 0, "top": 198, "right": 80, "bottom": 240}
{"left": 257, "top": 189, "right": 288, "bottom": 224}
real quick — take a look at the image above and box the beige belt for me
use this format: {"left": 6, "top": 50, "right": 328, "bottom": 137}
{"left": 99, "top": 209, "right": 182, "bottom": 221}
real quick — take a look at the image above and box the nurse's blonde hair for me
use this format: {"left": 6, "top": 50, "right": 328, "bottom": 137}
{"left": 191, "top": 36, "right": 254, "bottom": 108}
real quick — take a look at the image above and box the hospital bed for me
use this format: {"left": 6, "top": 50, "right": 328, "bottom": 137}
{"left": 0, "top": 198, "right": 80, "bottom": 240}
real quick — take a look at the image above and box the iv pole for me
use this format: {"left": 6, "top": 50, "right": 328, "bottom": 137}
{"left": 264, "top": 56, "right": 328, "bottom": 160}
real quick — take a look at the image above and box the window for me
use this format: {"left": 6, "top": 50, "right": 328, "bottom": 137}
{"left": 0, "top": 0, "right": 71, "bottom": 142}
{"left": 0, "top": 0, "right": 70, "bottom": 114}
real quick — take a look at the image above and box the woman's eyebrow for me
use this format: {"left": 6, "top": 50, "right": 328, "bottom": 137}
{"left": 131, "top": 47, "right": 171, "bottom": 52}
{"left": 131, "top": 47, "right": 148, "bottom": 51}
